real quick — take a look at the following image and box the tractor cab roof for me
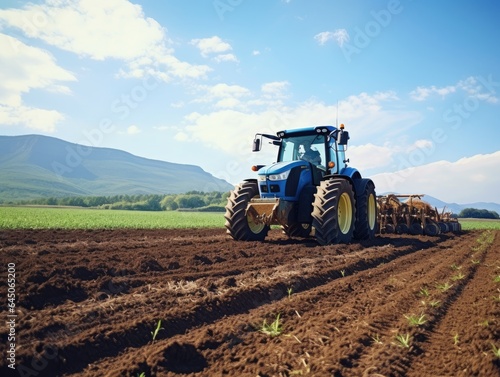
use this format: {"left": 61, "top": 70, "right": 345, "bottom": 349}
{"left": 277, "top": 125, "right": 337, "bottom": 139}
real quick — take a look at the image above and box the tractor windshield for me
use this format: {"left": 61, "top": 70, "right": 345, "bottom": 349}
{"left": 278, "top": 134, "right": 327, "bottom": 168}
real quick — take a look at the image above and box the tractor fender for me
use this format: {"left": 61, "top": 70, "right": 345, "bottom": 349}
{"left": 340, "top": 167, "right": 362, "bottom": 181}
{"left": 320, "top": 174, "right": 375, "bottom": 199}
{"left": 323, "top": 167, "right": 361, "bottom": 188}
{"left": 243, "top": 178, "right": 258, "bottom": 184}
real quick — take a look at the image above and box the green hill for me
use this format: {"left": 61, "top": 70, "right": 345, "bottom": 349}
{"left": 0, "top": 135, "right": 233, "bottom": 201}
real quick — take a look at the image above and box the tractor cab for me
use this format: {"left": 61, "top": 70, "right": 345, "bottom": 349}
{"left": 252, "top": 125, "right": 350, "bottom": 200}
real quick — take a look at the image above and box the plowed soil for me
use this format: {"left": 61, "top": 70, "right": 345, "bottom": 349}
{"left": 1, "top": 228, "right": 499, "bottom": 377}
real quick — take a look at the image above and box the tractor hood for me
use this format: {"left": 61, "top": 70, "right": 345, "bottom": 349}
{"left": 257, "top": 160, "right": 308, "bottom": 176}
{"left": 256, "top": 160, "right": 312, "bottom": 201}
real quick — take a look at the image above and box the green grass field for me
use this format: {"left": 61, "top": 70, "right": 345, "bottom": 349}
{"left": 1, "top": 206, "right": 499, "bottom": 231}
{"left": 458, "top": 218, "right": 500, "bottom": 231}
{"left": 0, "top": 206, "right": 225, "bottom": 229}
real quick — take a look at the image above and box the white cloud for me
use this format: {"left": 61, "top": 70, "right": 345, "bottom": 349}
{"left": 314, "top": 29, "right": 349, "bottom": 47}
{"left": 0, "top": 33, "right": 75, "bottom": 131}
{"left": 191, "top": 36, "right": 232, "bottom": 57}
{"left": 193, "top": 83, "right": 251, "bottom": 109}
{"left": 0, "top": 104, "right": 65, "bottom": 132}
{"left": 0, "top": 33, "right": 76, "bottom": 107}
{"left": 126, "top": 125, "right": 141, "bottom": 135}
{"left": 181, "top": 91, "right": 422, "bottom": 159}
{"left": 409, "top": 76, "right": 499, "bottom": 103}
{"left": 348, "top": 139, "right": 434, "bottom": 172}
{"left": 190, "top": 36, "right": 238, "bottom": 64}
{"left": 252, "top": 50, "right": 261, "bottom": 56}
{"left": 261, "top": 81, "right": 290, "bottom": 97}
{"left": 314, "top": 31, "right": 333, "bottom": 45}
{"left": 348, "top": 143, "right": 394, "bottom": 171}
{"left": 372, "top": 151, "right": 500, "bottom": 203}
{"left": 213, "top": 53, "right": 238, "bottom": 63}
{"left": 174, "top": 132, "right": 190, "bottom": 142}
{"left": 410, "top": 85, "right": 456, "bottom": 101}
{"left": 176, "top": 92, "right": 425, "bottom": 185}
{"left": 215, "top": 97, "right": 242, "bottom": 109}
{"left": 0, "top": 0, "right": 210, "bottom": 81}
{"left": 0, "top": 0, "right": 164, "bottom": 60}
{"left": 207, "top": 83, "right": 250, "bottom": 98}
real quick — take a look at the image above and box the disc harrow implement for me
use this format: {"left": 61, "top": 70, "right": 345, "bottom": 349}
{"left": 377, "top": 194, "right": 461, "bottom": 235}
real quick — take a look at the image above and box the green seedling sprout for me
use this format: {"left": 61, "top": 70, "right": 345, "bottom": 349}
{"left": 436, "top": 282, "right": 453, "bottom": 292}
{"left": 394, "top": 333, "right": 411, "bottom": 348}
{"left": 451, "top": 272, "right": 465, "bottom": 281}
{"left": 260, "top": 313, "right": 283, "bottom": 337}
{"left": 404, "top": 313, "right": 427, "bottom": 327}
{"left": 371, "top": 334, "right": 383, "bottom": 345}
{"left": 453, "top": 333, "right": 459, "bottom": 345}
{"left": 492, "top": 344, "right": 500, "bottom": 359}
{"left": 287, "top": 287, "right": 293, "bottom": 299}
{"left": 419, "top": 288, "right": 429, "bottom": 297}
{"left": 151, "top": 319, "right": 164, "bottom": 342}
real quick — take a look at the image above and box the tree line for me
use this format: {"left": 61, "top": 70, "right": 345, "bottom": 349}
{"left": 6, "top": 194, "right": 499, "bottom": 218}
{"left": 10, "top": 191, "right": 230, "bottom": 212}
{"left": 458, "top": 208, "right": 499, "bottom": 219}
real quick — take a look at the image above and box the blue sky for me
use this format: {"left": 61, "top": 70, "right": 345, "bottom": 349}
{"left": 1, "top": 0, "right": 499, "bottom": 203}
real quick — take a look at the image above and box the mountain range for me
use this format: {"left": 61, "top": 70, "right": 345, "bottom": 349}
{"left": 0, "top": 134, "right": 233, "bottom": 201}
{"left": 415, "top": 195, "right": 500, "bottom": 215}
{"left": 1, "top": 134, "right": 499, "bottom": 213}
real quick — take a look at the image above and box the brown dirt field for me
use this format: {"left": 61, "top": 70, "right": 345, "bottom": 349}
{"left": 0, "top": 228, "right": 499, "bottom": 377}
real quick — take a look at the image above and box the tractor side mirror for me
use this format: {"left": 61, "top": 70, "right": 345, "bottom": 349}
{"left": 338, "top": 131, "right": 349, "bottom": 146}
{"left": 252, "top": 137, "right": 261, "bottom": 152}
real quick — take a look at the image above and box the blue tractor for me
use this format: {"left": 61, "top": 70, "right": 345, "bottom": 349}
{"left": 224, "top": 124, "right": 377, "bottom": 245}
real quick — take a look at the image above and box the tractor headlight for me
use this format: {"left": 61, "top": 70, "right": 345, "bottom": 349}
{"left": 269, "top": 170, "right": 290, "bottom": 181}
{"left": 258, "top": 175, "right": 267, "bottom": 181}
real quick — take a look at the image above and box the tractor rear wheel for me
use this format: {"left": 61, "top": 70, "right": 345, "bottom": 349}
{"left": 311, "top": 178, "right": 355, "bottom": 245}
{"left": 353, "top": 180, "right": 377, "bottom": 240}
{"left": 224, "top": 181, "right": 269, "bottom": 241}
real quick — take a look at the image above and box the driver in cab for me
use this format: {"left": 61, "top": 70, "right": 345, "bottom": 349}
{"left": 301, "top": 140, "right": 321, "bottom": 164}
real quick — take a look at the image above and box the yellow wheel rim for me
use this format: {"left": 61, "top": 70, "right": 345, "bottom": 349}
{"left": 368, "top": 193, "right": 376, "bottom": 230}
{"left": 338, "top": 192, "right": 353, "bottom": 234}
{"left": 247, "top": 216, "right": 265, "bottom": 234}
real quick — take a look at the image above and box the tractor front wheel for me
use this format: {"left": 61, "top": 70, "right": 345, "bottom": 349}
{"left": 224, "top": 180, "right": 269, "bottom": 241}
{"left": 311, "top": 178, "right": 355, "bottom": 245}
